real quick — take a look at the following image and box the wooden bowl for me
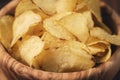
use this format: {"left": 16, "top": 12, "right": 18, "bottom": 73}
{"left": 0, "top": 0, "right": 120, "bottom": 80}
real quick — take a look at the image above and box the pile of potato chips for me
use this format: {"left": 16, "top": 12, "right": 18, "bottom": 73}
{"left": 0, "top": 0, "right": 120, "bottom": 72}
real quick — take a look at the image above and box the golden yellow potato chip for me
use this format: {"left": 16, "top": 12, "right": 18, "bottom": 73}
{"left": 50, "top": 12, "right": 73, "bottom": 20}
{"left": 87, "top": 37, "right": 110, "bottom": 45}
{"left": 94, "top": 45, "right": 111, "bottom": 63}
{"left": 41, "top": 32, "right": 89, "bottom": 52}
{"left": 82, "top": 11, "right": 94, "bottom": 29}
{"left": 75, "top": 0, "right": 88, "bottom": 11}
{"left": 90, "top": 27, "right": 120, "bottom": 46}
{"left": 19, "top": 36, "right": 44, "bottom": 66}
{"left": 87, "top": 0, "right": 102, "bottom": 22}
{"left": 33, "top": 32, "right": 65, "bottom": 68}
{"left": 88, "top": 43, "right": 107, "bottom": 55}
{"left": 25, "top": 23, "right": 45, "bottom": 37}
{"left": 86, "top": 36, "right": 111, "bottom": 63}
{"left": 37, "top": 40, "right": 94, "bottom": 72}
{"left": 32, "top": 0, "right": 57, "bottom": 15}
{"left": 0, "top": 15, "right": 14, "bottom": 50}
{"left": 94, "top": 16, "right": 112, "bottom": 34}
{"left": 43, "top": 13, "right": 75, "bottom": 40}
{"left": 32, "top": 9, "right": 49, "bottom": 20}
{"left": 15, "top": 0, "right": 49, "bottom": 19}
{"left": 75, "top": 0, "right": 102, "bottom": 22}
{"left": 87, "top": 39, "right": 110, "bottom": 55}
{"left": 43, "top": 20, "right": 75, "bottom": 40}
{"left": 15, "top": 0, "right": 39, "bottom": 16}
{"left": 41, "top": 32, "right": 65, "bottom": 48}
{"left": 59, "top": 12, "right": 89, "bottom": 43}
{"left": 56, "top": 0, "right": 77, "bottom": 13}
{"left": 11, "top": 10, "right": 42, "bottom": 47}
{"left": 10, "top": 40, "right": 23, "bottom": 62}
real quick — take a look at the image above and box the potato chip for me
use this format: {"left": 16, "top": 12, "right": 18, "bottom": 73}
{"left": 0, "top": 15, "right": 14, "bottom": 50}
{"left": 94, "top": 45, "right": 111, "bottom": 63}
{"left": 25, "top": 23, "right": 45, "bottom": 37}
{"left": 15, "top": 0, "right": 39, "bottom": 16}
{"left": 33, "top": 32, "right": 65, "bottom": 68}
{"left": 83, "top": 11, "right": 94, "bottom": 29}
{"left": 19, "top": 36, "right": 44, "bottom": 66}
{"left": 75, "top": 0, "right": 102, "bottom": 22}
{"left": 32, "top": 0, "right": 57, "bottom": 15}
{"left": 43, "top": 13, "right": 75, "bottom": 40}
{"left": 90, "top": 27, "right": 120, "bottom": 46}
{"left": 50, "top": 12, "right": 73, "bottom": 20}
{"left": 15, "top": 0, "right": 49, "bottom": 20}
{"left": 41, "top": 32, "right": 65, "bottom": 48}
{"left": 93, "top": 16, "right": 112, "bottom": 34}
{"left": 75, "top": 0, "right": 88, "bottom": 11}
{"left": 87, "top": 0, "right": 102, "bottom": 22}
{"left": 41, "top": 32, "right": 89, "bottom": 52}
{"left": 43, "top": 20, "right": 75, "bottom": 40}
{"left": 87, "top": 37, "right": 110, "bottom": 45}
{"left": 87, "top": 39, "right": 110, "bottom": 55}
{"left": 59, "top": 12, "right": 89, "bottom": 43}
{"left": 32, "top": 9, "right": 49, "bottom": 20}
{"left": 56, "top": 0, "right": 77, "bottom": 13}
{"left": 37, "top": 40, "right": 94, "bottom": 72}
{"left": 11, "top": 10, "right": 42, "bottom": 47}
{"left": 10, "top": 40, "right": 23, "bottom": 62}
{"left": 86, "top": 36, "right": 111, "bottom": 63}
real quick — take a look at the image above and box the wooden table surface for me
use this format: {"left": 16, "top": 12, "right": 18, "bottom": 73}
{"left": 0, "top": 0, "right": 120, "bottom": 80}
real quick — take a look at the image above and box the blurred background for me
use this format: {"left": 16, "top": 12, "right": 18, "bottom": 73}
{"left": 0, "top": 0, "right": 10, "bottom": 9}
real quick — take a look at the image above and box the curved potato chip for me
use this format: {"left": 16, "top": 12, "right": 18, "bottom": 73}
{"left": 90, "top": 27, "right": 120, "bottom": 46}
{"left": 56, "top": 0, "right": 77, "bottom": 13}
{"left": 41, "top": 32, "right": 65, "bottom": 48}
{"left": 32, "top": 9, "right": 49, "bottom": 20}
{"left": 75, "top": 0, "right": 88, "bottom": 11}
{"left": 15, "top": 0, "right": 39, "bottom": 16}
{"left": 43, "top": 13, "right": 75, "bottom": 40}
{"left": 87, "top": 0, "right": 102, "bottom": 22}
{"left": 32, "top": 0, "right": 57, "bottom": 15}
{"left": 59, "top": 12, "right": 89, "bottom": 42}
{"left": 36, "top": 40, "right": 94, "bottom": 72}
{"left": 0, "top": 15, "right": 14, "bottom": 50}
{"left": 64, "top": 40, "right": 90, "bottom": 54}
{"left": 43, "top": 20, "right": 75, "bottom": 40}
{"left": 88, "top": 44, "right": 106, "bottom": 55}
{"left": 19, "top": 36, "right": 44, "bottom": 66}
{"left": 15, "top": 0, "right": 49, "bottom": 20}
{"left": 83, "top": 11, "right": 94, "bottom": 29}
{"left": 25, "top": 23, "right": 45, "bottom": 37}
{"left": 75, "top": 0, "right": 102, "bottom": 22}
{"left": 98, "top": 22, "right": 112, "bottom": 34}
{"left": 10, "top": 40, "right": 23, "bottom": 62}
{"left": 87, "top": 37, "right": 110, "bottom": 45}
{"left": 95, "top": 45, "right": 111, "bottom": 63}
{"left": 11, "top": 10, "right": 42, "bottom": 47}
{"left": 41, "top": 32, "right": 89, "bottom": 52}
{"left": 33, "top": 32, "right": 65, "bottom": 68}
{"left": 50, "top": 12, "right": 73, "bottom": 20}
{"left": 86, "top": 36, "right": 111, "bottom": 63}
{"left": 87, "top": 39, "right": 110, "bottom": 55}
{"left": 93, "top": 16, "right": 112, "bottom": 34}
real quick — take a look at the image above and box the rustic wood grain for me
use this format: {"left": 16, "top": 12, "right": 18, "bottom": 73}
{"left": 0, "top": 0, "right": 120, "bottom": 80}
